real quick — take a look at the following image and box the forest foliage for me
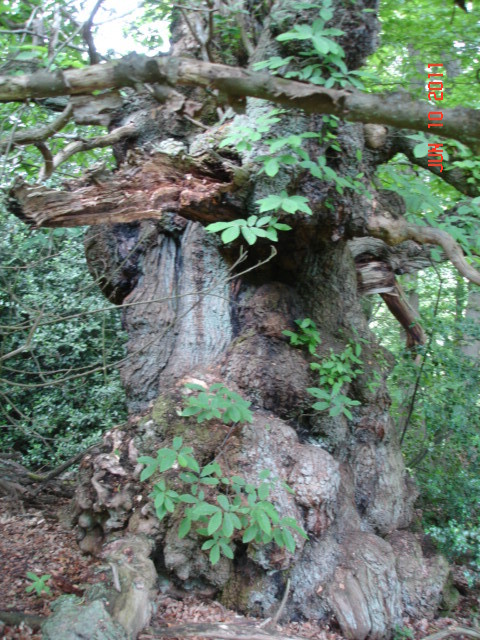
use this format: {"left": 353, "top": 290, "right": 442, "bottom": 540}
{"left": 0, "top": 0, "right": 479, "bottom": 576}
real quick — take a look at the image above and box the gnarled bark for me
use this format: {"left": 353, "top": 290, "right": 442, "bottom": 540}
{"left": 8, "top": 1, "right": 453, "bottom": 638}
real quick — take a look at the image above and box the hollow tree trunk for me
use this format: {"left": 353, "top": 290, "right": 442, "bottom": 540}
{"left": 47, "top": 2, "right": 451, "bottom": 638}
{"left": 81, "top": 213, "right": 449, "bottom": 639}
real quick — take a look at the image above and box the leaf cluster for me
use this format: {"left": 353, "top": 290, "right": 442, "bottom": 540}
{"left": 139, "top": 437, "right": 307, "bottom": 565}
{"left": 284, "top": 319, "right": 363, "bottom": 419}
{"left": 181, "top": 383, "right": 253, "bottom": 424}
{"left": 25, "top": 572, "right": 51, "bottom": 596}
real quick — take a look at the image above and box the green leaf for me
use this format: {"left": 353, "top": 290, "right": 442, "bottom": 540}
{"left": 210, "top": 544, "right": 221, "bottom": 565}
{"left": 164, "top": 496, "right": 175, "bottom": 512}
{"left": 206, "top": 221, "right": 236, "bottom": 233}
{"left": 178, "top": 517, "right": 192, "bottom": 538}
{"left": 181, "top": 405, "right": 202, "bottom": 417}
{"left": 241, "top": 226, "right": 257, "bottom": 245}
{"left": 202, "top": 538, "right": 216, "bottom": 550}
{"left": 257, "top": 195, "right": 284, "bottom": 212}
{"left": 413, "top": 142, "right": 429, "bottom": 158}
{"left": 256, "top": 215, "right": 273, "bottom": 227}
{"left": 264, "top": 229, "right": 279, "bottom": 242}
{"left": 192, "top": 502, "right": 219, "bottom": 517}
{"left": 177, "top": 454, "right": 188, "bottom": 467}
{"left": 220, "top": 541, "right": 234, "bottom": 559}
{"left": 179, "top": 494, "right": 198, "bottom": 504}
{"left": 312, "top": 401, "right": 331, "bottom": 411}
{"left": 221, "top": 226, "right": 241, "bottom": 244}
{"left": 154, "top": 492, "right": 165, "bottom": 510}
{"left": 329, "top": 404, "right": 344, "bottom": 417}
{"left": 222, "top": 512, "right": 234, "bottom": 538}
{"left": 184, "top": 455, "right": 200, "bottom": 473}
{"left": 256, "top": 509, "right": 272, "bottom": 535}
{"left": 172, "top": 436, "right": 183, "bottom": 450}
{"left": 217, "top": 494, "right": 230, "bottom": 510}
{"left": 282, "top": 528, "right": 296, "bottom": 553}
{"left": 281, "top": 196, "right": 313, "bottom": 215}
{"left": 258, "top": 483, "right": 270, "bottom": 500}
{"left": 208, "top": 510, "right": 223, "bottom": 535}
{"left": 201, "top": 477, "right": 220, "bottom": 485}
{"left": 264, "top": 157, "right": 280, "bottom": 177}
{"left": 159, "top": 449, "right": 177, "bottom": 472}
{"left": 230, "top": 512, "right": 243, "bottom": 530}
{"left": 201, "top": 462, "right": 221, "bottom": 477}
{"left": 243, "top": 524, "right": 259, "bottom": 543}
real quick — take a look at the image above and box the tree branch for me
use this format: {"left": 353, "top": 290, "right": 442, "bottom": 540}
{"left": 146, "top": 622, "right": 307, "bottom": 640}
{"left": 81, "top": 0, "right": 104, "bottom": 65}
{"left": 1, "top": 54, "right": 479, "bottom": 147}
{"left": 0, "top": 102, "right": 73, "bottom": 153}
{"left": 37, "top": 123, "right": 137, "bottom": 180}
{"left": 34, "top": 141, "right": 54, "bottom": 179}
{"left": 366, "top": 205, "right": 480, "bottom": 285}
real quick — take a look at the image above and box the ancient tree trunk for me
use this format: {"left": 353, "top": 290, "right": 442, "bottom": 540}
{"left": 8, "top": 1, "right": 452, "bottom": 638}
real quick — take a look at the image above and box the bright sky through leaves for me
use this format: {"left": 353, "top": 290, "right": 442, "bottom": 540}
{"left": 77, "top": 0, "right": 170, "bottom": 56}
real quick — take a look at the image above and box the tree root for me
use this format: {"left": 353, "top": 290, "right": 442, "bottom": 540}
{"left": 419, "top": 625, "right": 480, "bottom": 640}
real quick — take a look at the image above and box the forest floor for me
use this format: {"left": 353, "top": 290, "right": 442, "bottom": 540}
{"left": 0, "top": 495, "right": 479, "bottom": 640}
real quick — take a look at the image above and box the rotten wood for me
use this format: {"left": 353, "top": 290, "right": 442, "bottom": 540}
{"left": 381, "top": 282, "right": 427, "bottom": 347}
{"left": 352, "top": 238, "right": 427, "bottom": 347}
{"left": 0, "top": 54, "right": 479, "bottom": 147}
{"left": 9, "top": 152, "right": 238, "bottom": 228}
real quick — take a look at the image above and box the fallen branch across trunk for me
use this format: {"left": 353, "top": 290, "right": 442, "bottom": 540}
{"left": 143, "top": 622, "right": 307, "bottom": 640}
{"left": 0, "top": 53, "right": 479, "bottom": 147}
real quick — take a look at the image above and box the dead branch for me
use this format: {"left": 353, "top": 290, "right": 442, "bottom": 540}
{"left": 407, "top": 223, "right": 480, "bottom": 285}
{"left": 147, "top": 621, "right": 307, "bottom": 640}
{"left": 394, "top": 132, "right": 479, "bottom": 198}
{"left": 381, "top": 282, "right": 427, "bottom": 347}
{"left": 12, "top": 150, "right": 238, "bottom": 227}
{"left": 0, "top": 54, "right": 479, "bottom": 147}
{"left": 271, "top": 578, "right": 290, "bottom": 626}
{"left": 29, "top": 439, "right": 104, "bottom": 486}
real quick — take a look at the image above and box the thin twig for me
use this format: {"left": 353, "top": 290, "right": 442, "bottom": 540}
{"left": 109, "top": 562, "right": 122, "bottom": 592}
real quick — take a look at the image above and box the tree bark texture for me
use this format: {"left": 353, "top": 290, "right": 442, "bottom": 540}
{"left": 8, "top": 1, "right": 453, "bottom": 638}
